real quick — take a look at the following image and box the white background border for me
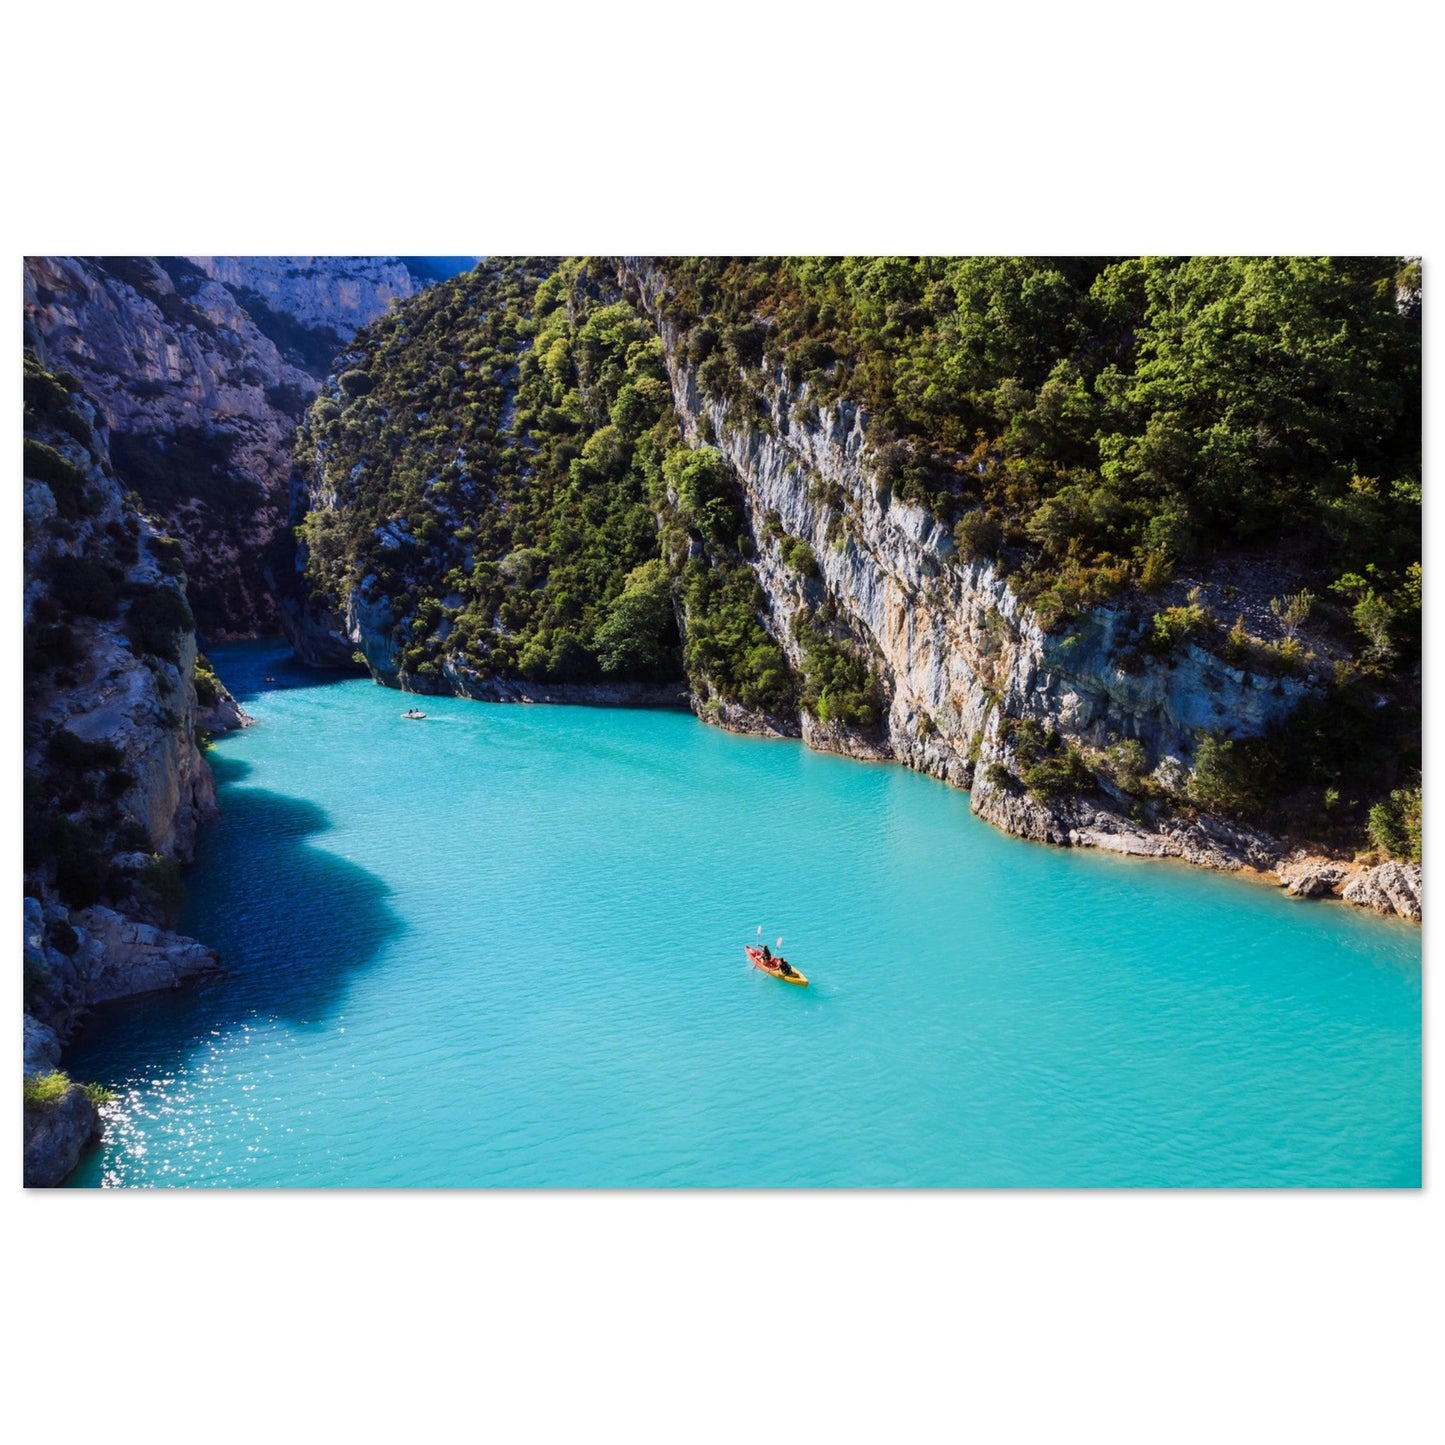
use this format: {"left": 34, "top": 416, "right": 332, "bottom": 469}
{"left": 5, "top": 3, "right": 1438, "bottom": 1438}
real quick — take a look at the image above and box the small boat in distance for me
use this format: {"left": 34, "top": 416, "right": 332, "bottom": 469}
{"left": 401, "top": 707, "right": 427, "bottom": 720}
{"left": 746, "top": 945, "right": 808, "bottom": 987}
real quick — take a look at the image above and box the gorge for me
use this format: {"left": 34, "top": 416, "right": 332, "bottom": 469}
{"left": 22, "top": 255, "right": 1423, "bottom": 1186}
{"left": 284, "top": 258, "right": 1422, "bottom": 914}
{"left": 22, "top": 257, "right": 456, "bottom": 1182}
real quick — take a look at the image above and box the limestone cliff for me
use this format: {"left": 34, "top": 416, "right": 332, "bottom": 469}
{"left": 277, "top": 260, "right": 1419, "bottom": 921}
{"left": 22, "top": 348, "right": 246, "bottom": 1183}
{"left": 23, "top": 256, "right": 437, "bottom": 639}
{"left": 187, "top": 256, "right": 424, "bottom": 339}
{"left": 619, "top": 263, "right": 1420, "bottom": 919}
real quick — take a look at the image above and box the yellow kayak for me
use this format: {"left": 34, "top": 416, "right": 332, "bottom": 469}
{"left": 746, "top": 946, "right": 808, "bottom": 986}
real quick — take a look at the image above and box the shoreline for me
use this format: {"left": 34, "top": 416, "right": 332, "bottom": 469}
{"left": 238, "top": 639, "right": 1423, "bottom": 925}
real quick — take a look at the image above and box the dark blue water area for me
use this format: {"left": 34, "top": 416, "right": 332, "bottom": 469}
{"left": 65, "top": 640, "right": 1421, "bottom": 1187}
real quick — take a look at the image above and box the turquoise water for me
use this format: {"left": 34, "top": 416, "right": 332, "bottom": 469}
{"left": 66, "top": 640, "right": 1421, "bottom": 1187}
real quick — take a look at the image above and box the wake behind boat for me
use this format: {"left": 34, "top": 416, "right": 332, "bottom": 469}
{"left": 746, "top": 944, "right": 808, "bottom": 987}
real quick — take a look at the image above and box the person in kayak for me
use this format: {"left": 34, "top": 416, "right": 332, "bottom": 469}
{"left": 777, "top": 958, "right": 794, "bottom": 976}
{"left": 761, "top": 943, "right": 773, "bottom": 962}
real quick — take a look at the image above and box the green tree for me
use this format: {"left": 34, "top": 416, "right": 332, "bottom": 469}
{"left": 1269, "top": 590, "right": 1314, "bottom": 641}
{"left": 595, "top": 561, "right": 676, "bottom": 678}
{"left": 1368, "top": 782, "right": 1421, "bottom": 863}
{"left": 665, "top": 447, "right": 742, "bottom": 548}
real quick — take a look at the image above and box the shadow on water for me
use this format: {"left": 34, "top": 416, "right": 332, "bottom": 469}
{"left": 64, "top": 750, "right": 403, "bottom": 1081}
{"left": 207, "top": 636, "right": 362, "bottom": 705}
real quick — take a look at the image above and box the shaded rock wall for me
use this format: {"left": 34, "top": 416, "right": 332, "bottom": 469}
{"left": 23, "top": 256, "right": 430, "bottom": 638}
{"left": 23, "top": 361, "right": 242, "bottom": 1181}
{"left": 187, "top": 256, "right": 422, "bottom": 336}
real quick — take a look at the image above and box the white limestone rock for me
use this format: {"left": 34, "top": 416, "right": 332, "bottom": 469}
{"left": 1341, "top": 861, "right": 1422, "bottom": 922}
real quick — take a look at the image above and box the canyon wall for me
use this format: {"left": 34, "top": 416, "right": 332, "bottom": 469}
{"left": 622, "top": 264, "right": 1420, "bottom": 916}
{"left": 278, "top": 261, "right": 1419, "bottom": 920}
{"left": 22, "top": 345, "right": 249, "bottom": 1183}
{"left": 22, "top": 256, "right": 434, "bottom": 639}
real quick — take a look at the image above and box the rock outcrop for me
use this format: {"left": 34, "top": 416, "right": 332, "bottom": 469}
{"left": 1275, "top": 855, "right": 1354, "bottom": 899}
{"left": 187, "top": 256, "right": 423, "bottom": 338}
{"left": 24, "top": 1081, "right": 102, "bottom": 1189}
{"left": 1270, "top": 854, "right": 1421, "bottom": 920}
{"left": 440, "top": 669, "right": 689, "bottom": 708}
{"left": 23, "top": 350, "right": 238, "bottom": 1182}
{"left": 24, "top": 895, "right": 219, "bottom": 1043}
{"left": 196, "top": 686, "right": 251, "bottom": 735}
{"left": 1341, "top": 861, "right": 1423, "bottom": 922}
{"left": 23, "top": 363, "right": 218, "bottom": 860}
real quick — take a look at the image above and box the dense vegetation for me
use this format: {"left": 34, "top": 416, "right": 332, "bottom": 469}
{"left": 23, "top": 1070, "right": 113, "bottom": 1110}
{"left": 292, "top": 257, "right": 1419, "bottom": 860}
{"left": 295, "top": 260, "right": 803, "bottom": 710}
{"left": 655, "top": 257, "right": 1420, "bottom": 651}
{"left": 649, "top": 256, "right": 1421, "bottom": 854}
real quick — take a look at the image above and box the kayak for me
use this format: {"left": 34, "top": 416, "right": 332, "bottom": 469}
{"left": 746, "top": 945, "right": 808, "bottom": 986}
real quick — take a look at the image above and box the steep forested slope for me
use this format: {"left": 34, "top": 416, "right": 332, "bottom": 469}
{"left": 290, "top": 258, "right": 791, "bottom": 708}
{"left": 642, "top": 256, "right": 1421, "bottom": 866}
{"left": 285, "top": 256, "right": 1421, "bottom": 891}
{"left": 656, "top": 257, "right": 1420, "bottom": 641}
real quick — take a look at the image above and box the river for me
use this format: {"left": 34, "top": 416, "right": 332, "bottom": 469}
{"left": 65, "top": 640, "right": 1421, "bottom": 1186}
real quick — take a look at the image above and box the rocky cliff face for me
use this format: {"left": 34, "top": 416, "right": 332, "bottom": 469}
{"left": 274, "top": 261, "right": 1419, "bottom": 921}
{"left": 627, "top": 270, "right": 1297, "bottom": 764}
{"left": 23, "top": 366, "right": 219, "bottom": 858}
{"left": 22, "top": 348, "right": 247, "bottom": 1183}
{"left": 187, "top": 256, "right": 423, "bottom": 338}
{"left": 23, "top": 256, "right": 434, "bottom": 639}
{"left": 620, "top": 264, "right": 1420, "bottom": 919}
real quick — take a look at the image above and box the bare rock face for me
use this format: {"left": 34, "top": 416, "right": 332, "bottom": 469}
{"left": 24, "top": 256, "right": 307, "bottom": 636}
{"left": 23, "top": 256, "right": 428, "bottom": 639}
{"left": 186, "top": 256, "right": 422, "bottom": 337}
{"left": 1264, "top": 854, "right": 1420, "bottom": 921}
{"left": 694, "top": 695, "right": 802, "bottom": 739}
{"left": 1275, "top": 856, "right": 1354, "bottom": 898}
{"left": 66, "top": 906, "right": 219, "bottom": 1005}
{"left": 24, "top": 1083, "right": 101, "bottom": 1188}
{"left": 196, "top": 688, "right": 251, "bottom": 735}
{"left": 963, "top": 774, "right": 1278, "bottom": 870}
{"left": 24, "top": 1012, "right": 63, "bottom": 1077}
{"left": 441, "top": 663, "right": 690, "bottom": 709}
{"left": 23, "top": 378, "right": 216, "bottom": 863}
{"left": 801, "top": 713, "right": 892, "bottom": 761}
{"left": 25, "top": 894, "right": 219, "bottom": 1031}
